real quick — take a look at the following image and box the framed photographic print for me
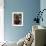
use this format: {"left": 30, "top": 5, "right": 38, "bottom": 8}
{"left": 12, "top": 12, "right": 23, "bottom": 26}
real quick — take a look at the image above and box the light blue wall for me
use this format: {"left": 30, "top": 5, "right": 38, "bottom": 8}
{"left": 4, "top": 0, "right": 40, "bottom": 42}
{"left": 40, "top": 0, "right": 46, "bottom": 27}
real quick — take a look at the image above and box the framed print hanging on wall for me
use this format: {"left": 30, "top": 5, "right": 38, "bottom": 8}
{"left": 12, "top": 12, "right": 23, "bottom": 26}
